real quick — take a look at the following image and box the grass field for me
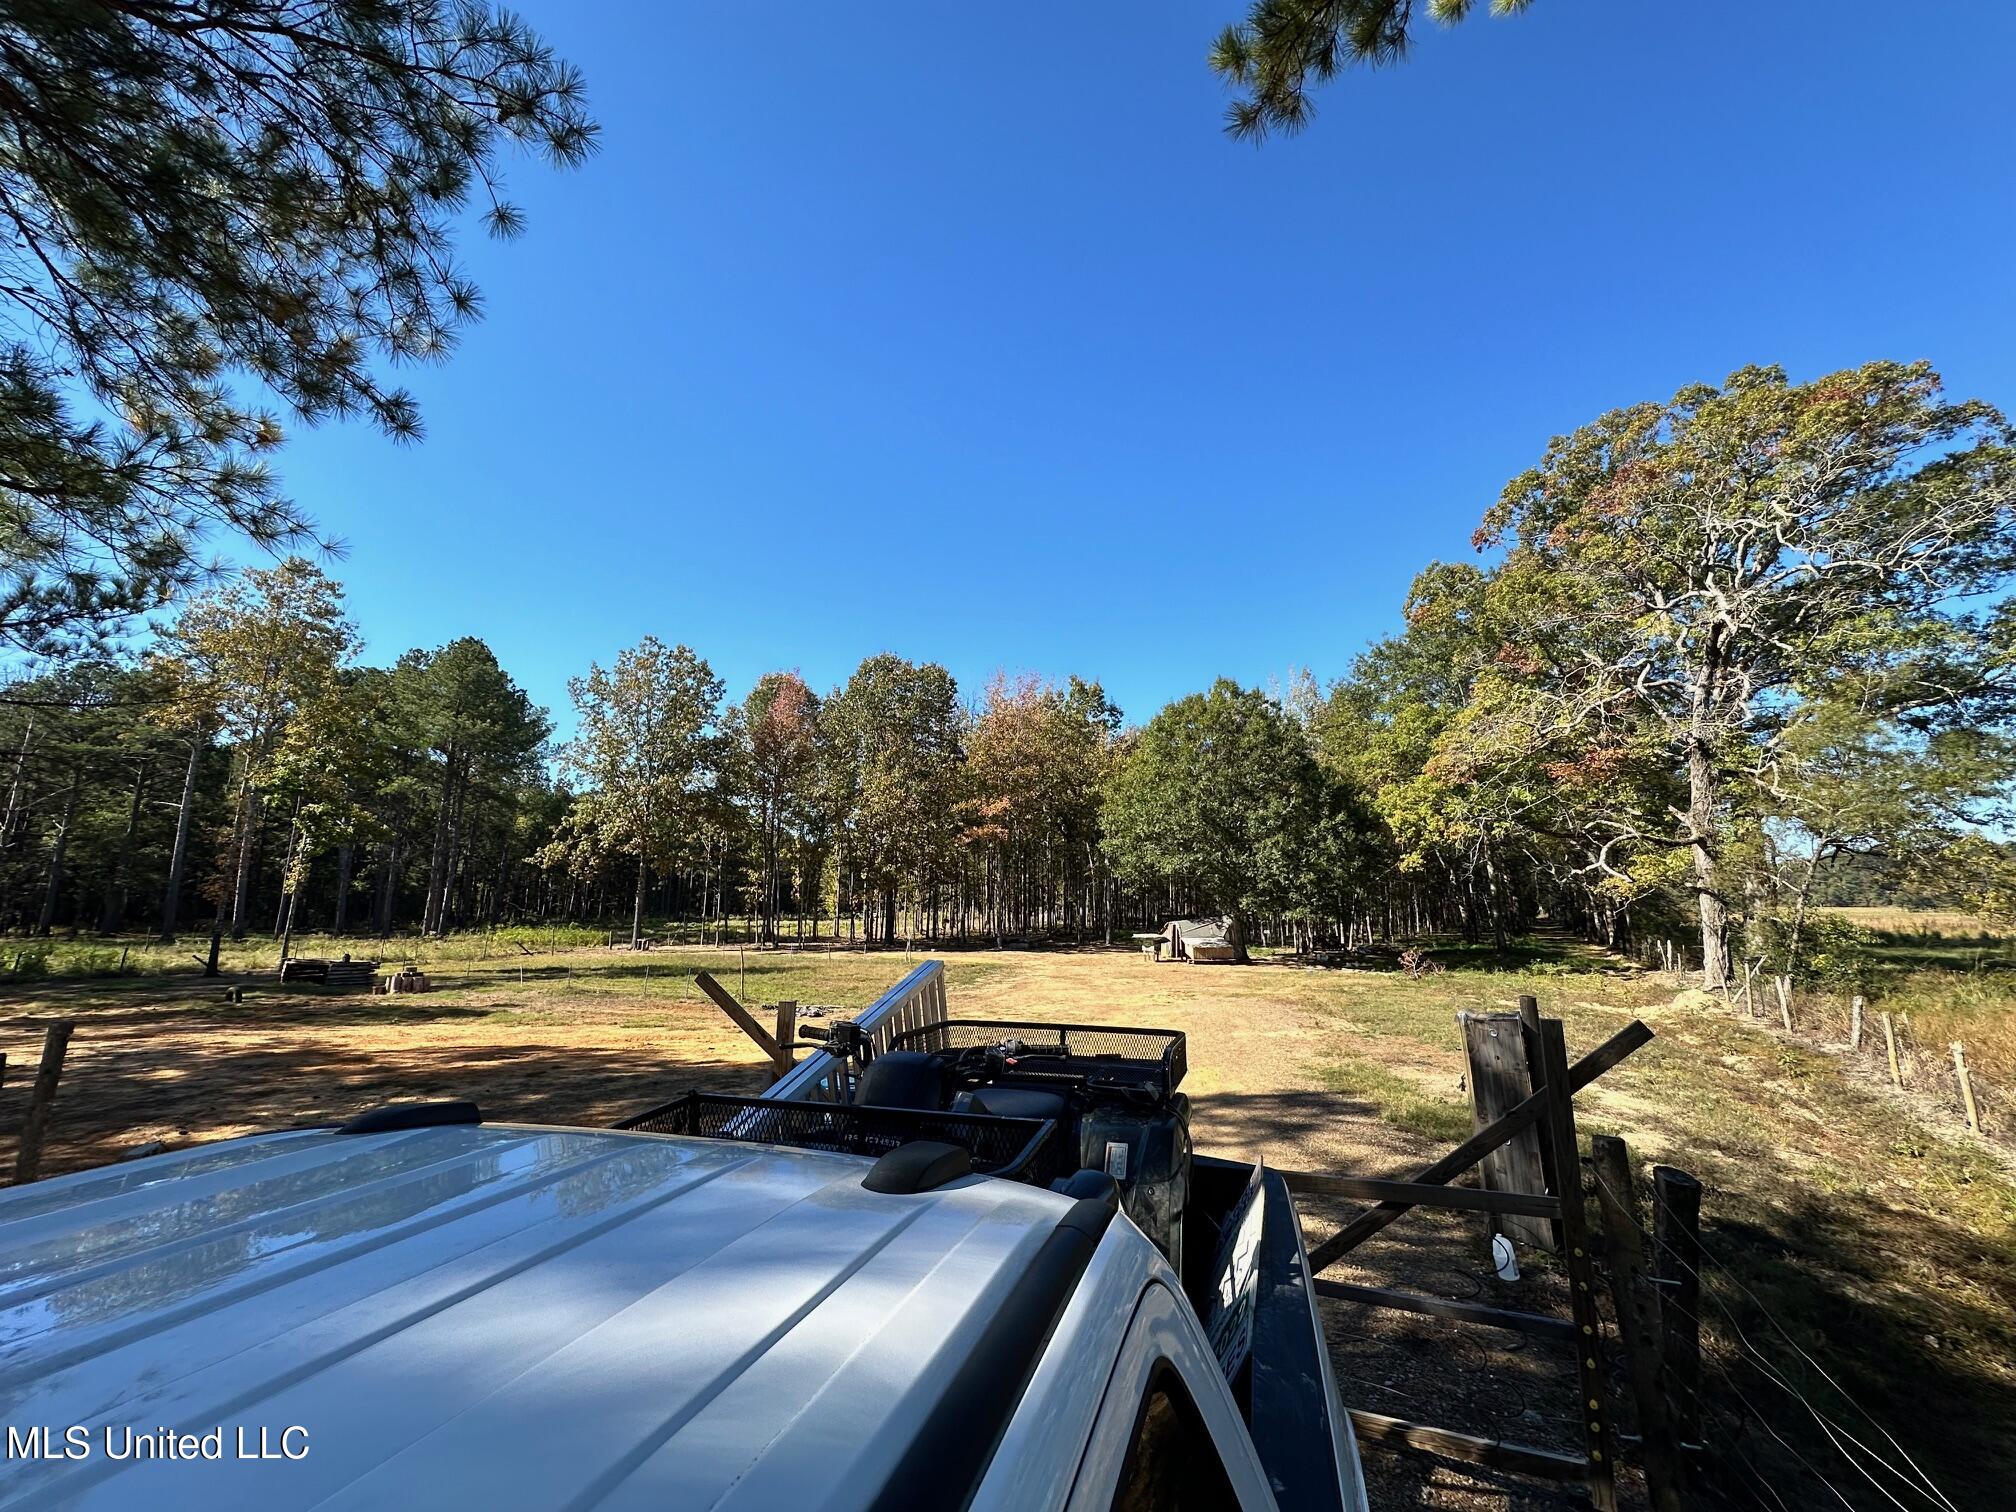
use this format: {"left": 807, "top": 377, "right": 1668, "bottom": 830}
{"left": 4, "top": 931, "right": 2011, "bottom": 1508}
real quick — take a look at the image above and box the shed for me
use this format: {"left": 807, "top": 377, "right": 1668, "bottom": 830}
{"left": 1160, "top": 918, "right": 1236, "bottom": 964}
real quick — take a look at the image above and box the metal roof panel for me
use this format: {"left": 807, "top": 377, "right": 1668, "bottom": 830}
{"left": 0, "top": 1124, "right": 1074, "bottom": 1511}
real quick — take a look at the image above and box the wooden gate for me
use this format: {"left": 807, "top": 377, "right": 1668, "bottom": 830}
{"left": 1280, "top": 995, "right": 1694, "bottom": 1510}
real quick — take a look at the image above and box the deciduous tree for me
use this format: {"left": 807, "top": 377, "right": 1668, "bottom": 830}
{"left": 823, "top": 656, "right": 963, "bottom": 943}
{"left": 154, "top": 558, "right": 356, "bottom": 936}
{"left": 1101, "top": 678, "right": 1325, "bottom": 962}
{"left": 1465, "top": 361, "right": 2016, "bottom": 985}
{"left": 544, "top": 637, "right": 723, "bottom": 948}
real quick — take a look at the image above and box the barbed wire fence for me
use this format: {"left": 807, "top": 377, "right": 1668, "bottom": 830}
{"left": 1630, "top": 937, "right": 2006, "bottom": 1141}
{"left": 1585, "top": 1156, "right": 1964, "bottom": 1512}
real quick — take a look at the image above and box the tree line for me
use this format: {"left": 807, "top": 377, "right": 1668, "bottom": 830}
{"left": 7, "top": 361, "right": 2012, "bottom": 984}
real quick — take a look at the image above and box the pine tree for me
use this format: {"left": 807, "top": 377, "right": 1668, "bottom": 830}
{"left": 0, "top": 0, "right": 595, "bottom": 653}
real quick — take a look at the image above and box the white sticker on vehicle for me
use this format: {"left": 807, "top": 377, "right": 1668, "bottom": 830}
{"left": 1104, "top": 1141, "right": 1129, "bottom": 1181}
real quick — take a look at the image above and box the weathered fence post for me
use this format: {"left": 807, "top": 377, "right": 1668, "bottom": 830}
{"left": 1952, "top": 1042, "right": 1982, "bottom": 1133}
{"left": 1516, "top": 995, "right": 1564, "bottom": 1250}
{"left": 694, "top": 970, "right": 785, "bottom": 1074}
{"left": 1850, "top": 994, "right": 1865, "bottom": 1052}
{"left": 1532, "top": 1017, "right": 1619, "bottom": 1510}
{"left": 773, "top": 1001, "right": 799, "bottom": 1082}
{"left": 1652, "top": 1165, "right": 1704, "bottom": 1453}
{"left": 1882, "top": 1010, "right": 1903, "bottom": 1088}
{"left": 1591, "top": 1135, "right": 1686, "bottom": 1512}
{"left": 1460, "top": 1010, "right": 1552, "bottom": 1252}
{"left": 14, "top": 1021, "right": 75, "bottom": 1184}
{"left": 1774, "top": 976, "right": 1793, "bottom": 1032}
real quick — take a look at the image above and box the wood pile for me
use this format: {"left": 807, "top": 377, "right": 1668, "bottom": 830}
{"left": 279, "top": 957, "right": 380, "bottom": 990}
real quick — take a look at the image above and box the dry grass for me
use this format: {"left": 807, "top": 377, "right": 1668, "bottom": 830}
{"left": 1826, "top": 904, "right": 2006, "bottom": 941}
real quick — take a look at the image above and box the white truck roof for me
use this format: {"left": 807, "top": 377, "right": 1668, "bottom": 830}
{"left": 0, "top": 1123, "right": 1083, "bottom": 1511}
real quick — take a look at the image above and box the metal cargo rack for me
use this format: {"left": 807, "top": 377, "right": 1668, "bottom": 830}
{"left": 887, "top": 1018, "right": 1187, "bottom": 1097}
{"left": 613, "top": 1090, "right": 1060, "bottom": 1183}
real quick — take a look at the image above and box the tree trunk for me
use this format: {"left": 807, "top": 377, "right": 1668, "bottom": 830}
{"left": 273, "top": 797, "right": 302, "bottom": 936}
{"left": 333, "top": 843, "right": 353, "bottom": 934}
{"left": 439, "top": 764, "right": 469, "bottom": 933}
{"left": 1687, "top": 722, "right": 1729, "bottom": 991}
{"left": 422, "top": 743, "right": 458, "bottom": 934}
{"left": 2, "top": 713, "right": 33, "bottom": 852}
{"left": 229, "top": 765, "right": 260, "bottom": 939}
{"left": 36, "top": 770, "right": 80, "bottom": 935}
{"left": 101, "top": 759, "right": 149, "bottom": 933}
{"left": 630, "top": 856, "right": 647, "bottom": 948}
{"left": 375, "top": 842, "right": 401, "bottom": 934}
{"left": 159, "top": 732, "right": 203, "bottom": 940}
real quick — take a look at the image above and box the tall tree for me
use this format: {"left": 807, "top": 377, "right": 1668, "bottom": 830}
{"left": 823, "top": 655, "right": 963, "bottom": 943}
{"left": 392, "top": 639, "right": 549, "bottom": 935}
{"left": 154, "top": 558, "right": 356, "bottom": 936}
{"left": 736, "top": 671, "right": 823, "bottom": 943}
{"left": 1464, "top": 361, "right": 2016, "bottom": 985}
{"left": 0, "top": 0, "right": 595, "bottom": 654}
{"left": 964, "top": 673, "right": 1117, "bottom": 943}
{"left": 1101, "top": 679, "right": 1326, "bottom": 962}
{"left": 544, "top": 637, "right": 724, "bottom": 948}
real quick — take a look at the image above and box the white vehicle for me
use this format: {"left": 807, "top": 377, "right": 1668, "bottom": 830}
{"left": 0, "top": 966, "right": 1368, "bottom": 1511}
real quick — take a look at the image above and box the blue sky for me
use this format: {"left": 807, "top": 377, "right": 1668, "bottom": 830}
{"left": 273, "top": 0, "right": 2016, "bottom": 734}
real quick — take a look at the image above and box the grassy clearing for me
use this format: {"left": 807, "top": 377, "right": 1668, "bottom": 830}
{"left": 5, "top": 930, "right": 2011, "bottom": 1504}
{"left": 1315, "top": 1057, "right": 1473, "bottom": 1143}
{"left": 1, "top": 924, "right": 618, "bottom": 981}
{"left": 1827, "top": 904, "right": 2006, "bottom": 942}
{"left": 0, "top": 917, "right": 908, "bottom": 982}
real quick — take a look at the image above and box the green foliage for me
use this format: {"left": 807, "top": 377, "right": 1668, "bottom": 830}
{"left": 1101, "top": 678, "right": 1350, "bottom": 954}
{"left": 8, "top": 940, "right": 52, "bottom": 979}
{"left": 1743, "top": 912, "right": 1876, "bottom": 989}
{"left": 0, "top": 0, "right": 594, "bottom": 653}
{"left": 822, "top": 655, "right": 964, "bottom": 931}
{"left": 544, "top": 637, "right": 724, "bottom": 942}
{"left": 1454, "top": 362, "right": 2016, "bottom": 978}
{"left": 1317, "top": 1056, "right": 1474, "bottom": 1143}
{"left": 1212, "top": 0, "right": 1534, "bottom": 139}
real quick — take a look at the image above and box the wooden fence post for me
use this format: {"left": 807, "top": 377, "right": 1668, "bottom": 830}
{"left": 1516, "top": 995, "right": 1564, "bottom": 1251}
{"left": 1460, "top": 1011, "right": 1552, "bottom": 1253}
{"left": 694, "top": 970, "right": 784, "bottom": 1069}
{"left": 1952, "top": 1042, "right": 1981, "bottom": 1133}
{"left": 1591, "top": 1136, "right": 1686, "bottom": 1512}
{"left": 1882, "top": 1011, "right": 1902, "bottom": 1088}
{"left": 14, "top": 1021, "right": 75, "bottom": 1184}
{"left": 773, "top": 1001, "right": 799, "bottom": 1082}
{"left": 1652, "top": 1166, "right": 1704, "bottom": 1453}
{"left": 1533, "top": 1018, "right": 1619, "bottom": 1511}
{"left": 1774, "top": 976, "right": 1793, "bottom": 1032}
{"left": 1849, "top": 995, "right": 1864, "bottom": 1053}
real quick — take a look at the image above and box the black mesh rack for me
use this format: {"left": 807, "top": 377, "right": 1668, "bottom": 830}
{"left": 887, "top": 1019, "right": 1188, "bottom": 1095}
{"left": 612, "top": 1091, "right": 1059, "bottom": 1182}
